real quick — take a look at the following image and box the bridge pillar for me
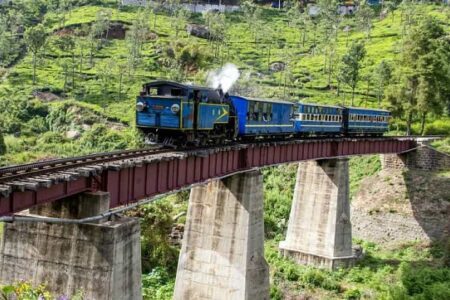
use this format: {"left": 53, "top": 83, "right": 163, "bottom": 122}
{"left": 0, "top": 191, "right": 142, "bottom": 300}
{"left": 174, "top": 171, "right": 269, "bottom": 300}
{"left": 279, "top": 159, "right": 355, "bottom": 270}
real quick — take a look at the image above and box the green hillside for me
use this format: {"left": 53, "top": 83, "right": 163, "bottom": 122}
{"left": 0, "top": 0, "right": 449, "bottom": 165}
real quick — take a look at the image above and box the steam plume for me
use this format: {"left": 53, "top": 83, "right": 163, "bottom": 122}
{"left": 206, "top": 63, "right": 240, "bottom": 93}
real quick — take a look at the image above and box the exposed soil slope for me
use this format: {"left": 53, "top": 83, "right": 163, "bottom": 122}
{"left": 351, "top": 168, "right": 450, "bottom": 247}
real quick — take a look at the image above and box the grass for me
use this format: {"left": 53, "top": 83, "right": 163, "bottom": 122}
{"left": 267, "top": 239, "right": 450, "bottom": 299}
{"left": 432, "top": 137, "right": 450, "bottom": 155}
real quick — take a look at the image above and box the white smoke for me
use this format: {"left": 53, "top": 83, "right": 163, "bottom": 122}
{"left": 206, "top": 63, "right": 240, "bottom": 93}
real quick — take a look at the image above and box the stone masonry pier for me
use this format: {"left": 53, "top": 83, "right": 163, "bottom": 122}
{"left": 174, "top": 171, "right": 269, "bottom": 300}
{"left": 0, "top": 192, "right": 142, "bottom": 300}
{"left": 279, "top": 159, "right": 355, "bottom": 270}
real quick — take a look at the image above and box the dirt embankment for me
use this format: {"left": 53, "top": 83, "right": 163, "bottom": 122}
{"left": 351, "top": 168, "right": 450, "bottom": 247}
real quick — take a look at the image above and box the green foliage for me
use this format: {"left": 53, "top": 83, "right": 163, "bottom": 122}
{"left": 343, "top": 288, "right": 361, "bottom": 300}
{"left": 270, "top": 286, "right": 283, "bottom": 300}
{"left": 431, "top": 136, "right": 450, "bottom": 155}
{"left": 127, "top": 200, "right": 179, "bottom": 274}
{"left": 339, "top": 42, "right": 366, "bottom": 105}
{"left": 24, "top": 24, "right": 47, "bottom": 84}
{"left": 142, "top": 267, "right": 175, "bottom": 300}
{"left": 0, "top": 282, "right": 52, "bottom": 300}
{"left": 79, "top": 123, "right": 136, "bottom": 151}
{"left": 386, "top": 16, "right": 450, "bottom": 135}
{"left": 262, "top": 164, "right": 297, "bottom": 238}
{"left": 400, "top": 262, "right": 450, "bottom": 298}
{"left": 349, "top": 155, "right": 381, "bottom": 198}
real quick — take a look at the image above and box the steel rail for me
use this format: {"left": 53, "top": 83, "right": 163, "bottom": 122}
{"left": 0, "top": 147, "right": 170, "bottom": 183}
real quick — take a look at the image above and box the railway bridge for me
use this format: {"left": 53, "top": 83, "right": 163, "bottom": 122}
{"left": 0, "top": 136, "right": 448, "bottom": 299}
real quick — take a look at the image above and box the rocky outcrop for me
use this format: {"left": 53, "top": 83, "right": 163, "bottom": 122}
{"left": 269, "top": 62, "right": 286, "bottom": 72}
{"left": 186, "top": 24, "right": 210, "bottom": 39}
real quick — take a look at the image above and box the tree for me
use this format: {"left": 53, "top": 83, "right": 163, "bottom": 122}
{"left": 96, "top": 58, "right": 115, "bottom": 94}
{"left": 169, "top": 1, "right": 190, "bottom": 39}
{"left": 356, "top": 1, "right": 375, "bottom": 39}
{"left": 88, "top": 9, "right": 111, "bottom": 67}
{"left": 24, "top": 24, "right": 47, "bottom": 84}
{"left": 203, "top": 11, "right": 228, "bottom": 59}
{"left": 127, "top": 201, "right": 179, "bottom": 274}
{"left": 126, "top": 10, "right": 150, "bottom": 71}
{"left": 386, "top": 17, "right": 450, "bottom": 135}
{"left": 286, "top": 3, "right": 311, "bottom": 48}
{"left": 55, "top": 35, "right": 76, "bottom": 91}
{"left": 373, "top": 60, "right": 392, "bottom": 107}
{"left": 316, "top": 0, "right": 341, "bottom": 86}
{"left": 0, "top": 15, "right": 21, "bottom": 67}
{"left": 339, "top": 42, "right": 366, "bottom": 106}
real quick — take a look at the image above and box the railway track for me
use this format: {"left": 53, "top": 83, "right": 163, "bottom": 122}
{"left": 0, "top": 135, "right": 439, "bottom": 185}
{"left": 0, "top": 147, "right": 171, "bottom": 184}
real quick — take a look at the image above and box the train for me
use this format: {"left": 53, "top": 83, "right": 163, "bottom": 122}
{"left": 136, "top": 81, "right": 390, "bottom": 147}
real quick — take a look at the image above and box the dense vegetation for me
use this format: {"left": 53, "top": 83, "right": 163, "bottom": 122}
{"left": 0, "top": 0, "right": 449, "bottom": 165}
{"left": 0, "top": 0, "right": 449, "bottom": 299}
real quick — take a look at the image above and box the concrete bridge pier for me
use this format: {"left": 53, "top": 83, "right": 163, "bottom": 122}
{"left": 279, "top": 159, "right": 355, "bottom": 270}
{"left": 174, "top": 170, "right": 270, "bottom": 300}
{"left": 0, "top": 191, "right": 142, "bottom": 299}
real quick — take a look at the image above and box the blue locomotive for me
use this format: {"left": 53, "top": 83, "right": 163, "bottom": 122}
{"left": 136, "top": 81, "right": 390, "bottom": 146}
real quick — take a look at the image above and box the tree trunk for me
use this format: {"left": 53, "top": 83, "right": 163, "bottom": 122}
{"left": 118, "top": 72, "right": 123, "bottom": 101}
{"left": 72, "top": 53, "right": 76, "bottom": 91}
{"left": 419, "top": 112, "right": 427, "bottom": 136}
{"left": 89, "top": 43, "right": 94, "bottom": 67}
{"left": 32, "top": 53, "right": 37, "bottom": 85}
{"left": 406, "top": 111, "right": 412, "bottom": 136}
{"left": 351, "top": 86, "right": 355, "bottom": 106}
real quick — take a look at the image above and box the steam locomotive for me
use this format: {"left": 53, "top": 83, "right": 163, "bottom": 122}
{"left": 136, "top": 81, "right": 390, "bottom": 147}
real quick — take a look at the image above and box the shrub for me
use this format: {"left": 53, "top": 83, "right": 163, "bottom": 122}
{"left": 0, "top": 282, "right": 52, "bottom": 299}
{"left": 400, "top": 262, "right": 450, "bottom": 296}
{"left": 142, "top": 267, "right": 175, "bottom": 300}
{"left": 38, "top": 131, "right": 66, "bottom": 144}
{"left": 285, "top": 265, "right": 300, "bottom": 281}
{"left": 302, "top": 269, "right": 325, "bottom": 287}
{"left": 270, "top": 286, "right": 283, "bottom": 300}
{"left": 127, "top": 201, "right": 179, "bottom": 274}
{"left": 344, "top": 288, "right": 361, "bottom": 300}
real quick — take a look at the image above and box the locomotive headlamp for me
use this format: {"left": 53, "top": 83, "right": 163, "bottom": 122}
{"left": 171, "top": 104, "right": 180, "bottom": 114}
{"left": 136, "top": 102, "right": 146, "bottom": 112}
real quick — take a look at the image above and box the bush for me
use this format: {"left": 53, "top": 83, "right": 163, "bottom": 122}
{"left": 423, "top": 119, "right": 450, "bottom": 136}
{"left": 0, "top": 282, "right": 52, "bottom": 299}
{"left": 400, "top": 262, "right": 450, "bottom": 297}
{"left": 270, "top": 286, "right": 283, "bottom": 300}
{"left": 142, "top": 267, "right": 175, "bottom": 300}
{"left": 344, "top": 288, "right": 361, "bottom": 300}
{"left": 127, "top": 200, "right": 179, "bottom": 274}
{"left": 38, "top": 131, "right": 67, "bottom": 144}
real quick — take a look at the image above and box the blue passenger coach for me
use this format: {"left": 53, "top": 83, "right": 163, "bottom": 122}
{"left": 229, "top": 96, "right": 294, "bottom": 137}
{"left": 345, "top": 107, "right": 390, "bottom": 136}
{"left": 294, "top": 103, "right": 343, "bottom": 135}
